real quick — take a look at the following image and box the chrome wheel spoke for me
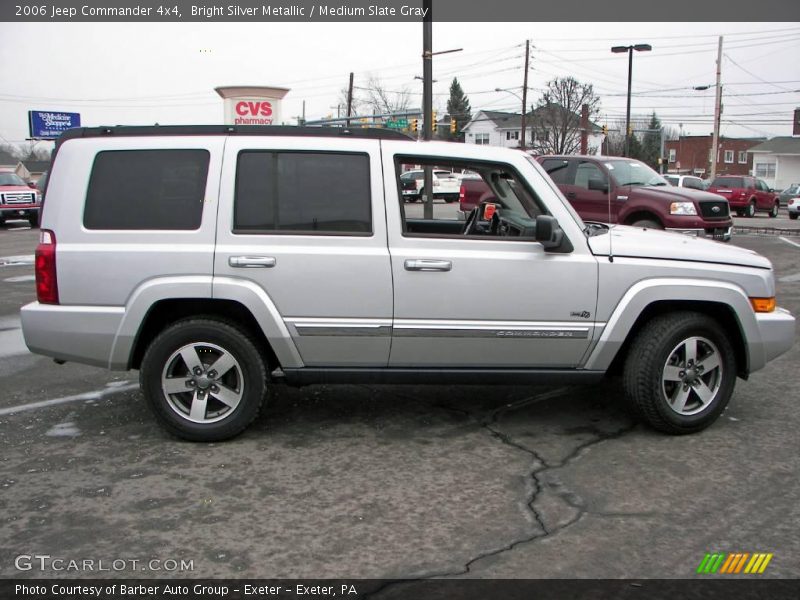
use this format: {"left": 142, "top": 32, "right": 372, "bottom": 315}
{"left": 210, "top": 385, "right": 242, "bottom": 409}
{"left": 697, "top": 353, "right": 720, "bottom": 374}
{"left": 663, "top": 365, "right": 683, "bottom": 381}
{"left": 683, "top": 338, "right": 697, "bottom": 364}
{"left": 670, "top": 385, "right": 691, "bottom": 413}
{"left": 210, "top": 352, "right": 237, "bottom": 378}
{"left": 163, "top": 376, "right": 191, "bottom": 395}
{"left": 189, "top": 391, "right": 208, "bottom": 421}
{"left": 180, "top": 346, "right": 203, "bottom": 372}
{"left": 693, "top": 380, "right": 716, "bottom": 406}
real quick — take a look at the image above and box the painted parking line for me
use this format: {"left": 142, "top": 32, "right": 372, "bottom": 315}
{"left": 0, "top": 254, "right": 34, "bottom": 267}
{"left": 0, "top": 381, "right": 139, "bottom": 417}
{"left": 779, "top": 237, "right": 800, "bottom": 249}
{"left": 3, "top": 275, "right": 35, "bottom": 282}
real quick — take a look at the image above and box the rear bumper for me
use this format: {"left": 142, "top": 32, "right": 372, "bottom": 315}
{"left": 21, "top": 302, "right": 125, "bottom": 369}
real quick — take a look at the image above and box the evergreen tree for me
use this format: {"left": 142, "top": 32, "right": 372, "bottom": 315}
{"left": 445, "top": 78, "right": 471, "bottom": 141}
{"left": 640, "top": 112, "right": 663, "bottom": 169}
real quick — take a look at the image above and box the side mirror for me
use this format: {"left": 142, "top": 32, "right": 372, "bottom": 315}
{"left": 27, "top": 182, "right": 37, "bottom": 188}
{"left": 535, "top": 215, "right": 566, "bottom": 250}
{"left": 588, "top": 178, "right": 609, "bottom": 193}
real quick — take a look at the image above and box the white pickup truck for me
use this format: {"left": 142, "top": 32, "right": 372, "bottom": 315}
{"left": 399, "top": 168, "right": 460, "bottom": 203}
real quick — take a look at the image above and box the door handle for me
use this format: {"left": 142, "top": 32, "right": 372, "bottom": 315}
{"left": 228, "top": 256, "right": 276, "bottom": 268}
{"left": 566, "top": 191, "right": 576, "bottom": 199}
{"left": 404, "top": 259, "right": 452, "bottom": 272}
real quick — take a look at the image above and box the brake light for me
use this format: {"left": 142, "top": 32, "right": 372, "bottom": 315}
{"left": 459, "top": 185, "right": 465, "bottom": 202}
{"left": 35, "top": 229, "right": 59, "bottom": 304}
{"left": 750, "top": 297, "right": 776, "bottom": 313}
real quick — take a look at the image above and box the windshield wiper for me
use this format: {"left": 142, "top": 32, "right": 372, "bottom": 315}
{"left": 584, "top": 222, "right": 609, "bottom": 237}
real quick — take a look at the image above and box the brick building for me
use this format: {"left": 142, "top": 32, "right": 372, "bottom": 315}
{"left": 664, "top": 135, "right": 765, "bottom": 178}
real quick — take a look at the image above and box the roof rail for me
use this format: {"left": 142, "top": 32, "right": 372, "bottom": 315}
{"left": 56, "top": 125, "right": 415, "bottom": 147}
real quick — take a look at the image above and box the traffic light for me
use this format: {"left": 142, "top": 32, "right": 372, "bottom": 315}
{"left": 627, "top": 124, "right": 633, "bottom": 136}
{"left": 450, "top": 118, "right": 457, "bottom": 134}
{"left": 410, "top": 119, "right": 418, "bottom": 133}
{"left": 432, "top": 111, "right": 438, "bottom": 133}
{"left": 602, "top": 124, "right": 608, "bottom": 136}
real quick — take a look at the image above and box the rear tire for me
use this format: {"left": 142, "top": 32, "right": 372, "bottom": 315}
{"left": 28, "top": 213, "right": 40, "bottom": 228}
{"left": 622, "top": 312, "right": 737, "bottom": 434}
{"left": 790, "top": 213, "right": 798, "bottom": 220}
{"left": 140, "top": 318, "right": 267, "bottom": 442}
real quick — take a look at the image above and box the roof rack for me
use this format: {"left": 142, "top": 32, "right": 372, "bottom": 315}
{"left": 57, "top": 125, "right": 415, "bottom": 147}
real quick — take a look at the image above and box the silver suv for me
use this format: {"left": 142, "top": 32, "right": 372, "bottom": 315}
{"left": 21, "top": 126, "right": 795, "bottom": 441}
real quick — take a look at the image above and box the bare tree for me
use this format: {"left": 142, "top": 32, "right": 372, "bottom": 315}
{"left": 361, "top": 76, "right": 412, "bottom": 116}
{"left": 529, "top": 77, "right": 600, "bottom": 155}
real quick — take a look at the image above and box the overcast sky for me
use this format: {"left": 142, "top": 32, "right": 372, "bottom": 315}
{"left": 1, "top": 21, "right": 798, "bottom": 148}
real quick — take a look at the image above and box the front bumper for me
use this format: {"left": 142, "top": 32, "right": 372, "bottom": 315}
{"left": 666, "top": 225, "right": 733, "bottom": 242}
{"left": 751, "top": 307, "right": 796, "bottom": 372}
{"left": 0, "top": 205, "right": 39, "bottom": 218}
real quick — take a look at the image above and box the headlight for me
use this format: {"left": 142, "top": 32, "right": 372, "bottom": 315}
{"left": 670, "top": 202, "right": 697, "bottom": 216}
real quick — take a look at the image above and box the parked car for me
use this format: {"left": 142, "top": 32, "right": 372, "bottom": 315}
{"left": 21, "top": 125, "right": 794, "bottom": 441}
{"left": 35, "top": 170, "right": 49, "bottom": 200}
{"left": 778, "top": 183, "right": 799, "bottom": 207}
{"left": 459, "top": 177, "right": 493, "bottom": 214}
{"left": 0, "top": 170, "right": 41, "bottom": 227}
{"left": 707, "top": 176, "right": 780, "bottom": 218}
{"left": 536, "top": 156, "right": 732, "bottom": 241}
{"left": 399, "top": 168, "right": 460, "bottom": 202}
{"left": 787, "top": 197, "right": 799, "bottom": 220}
{"left": 663, "top": 174, "right": 706, "bottom": 191}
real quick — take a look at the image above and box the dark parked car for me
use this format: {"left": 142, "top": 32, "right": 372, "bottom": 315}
{"left": 535, "top": 155, "right": 732, "bottom": 240}
{"left": 707, "top": 176, "right": 780, "bottom": 218}
{"left": 778, "top": 183, "right": 799, "bottom": 207}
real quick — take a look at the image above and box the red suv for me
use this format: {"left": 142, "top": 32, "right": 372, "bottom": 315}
{"left": 707, "top": 176, "right": 780, "bottom": 218}
{"left": 535, "top": 156, "right": 732, "bottom": 240}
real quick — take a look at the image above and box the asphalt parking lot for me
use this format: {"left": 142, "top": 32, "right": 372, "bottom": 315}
{"left": 0, "top": 219, "right": 798, "bottom": 584}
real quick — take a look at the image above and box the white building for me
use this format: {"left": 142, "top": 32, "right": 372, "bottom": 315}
{"left": 462, "top": 109, "right": 605, "bottom": 155}
{"left": 748, "top": 137, "right": 800, "bottom": 191}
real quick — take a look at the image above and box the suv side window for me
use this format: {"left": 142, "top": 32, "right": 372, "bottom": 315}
{"left": 234, "top": 151, "right": 371, "bottom": 235}
{"left": 84, "top": 149, "right": 209, "bottom": 230}
{"left": 574, "top": 161, "right": 607, "bottom": 189}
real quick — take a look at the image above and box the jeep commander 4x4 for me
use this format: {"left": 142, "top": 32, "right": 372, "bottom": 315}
{"left": 21, "top": 126, "right": 795, "bottom": 441}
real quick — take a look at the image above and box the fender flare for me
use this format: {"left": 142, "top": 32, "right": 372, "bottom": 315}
{"left": 583, "top": 278, "right": 764, "bottom": 373}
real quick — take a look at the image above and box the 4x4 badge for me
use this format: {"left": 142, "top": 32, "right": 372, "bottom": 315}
{"left": 570, "top": 311, "right": 591, "bottom": 319}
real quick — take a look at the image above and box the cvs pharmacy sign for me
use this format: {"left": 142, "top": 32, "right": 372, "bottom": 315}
{"left": 234, "top": 101, "right": 274, "bottom": 125}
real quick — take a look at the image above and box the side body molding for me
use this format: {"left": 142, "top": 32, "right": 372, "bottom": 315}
{"left": 583, "top": 278, "right": 762, "bottom": 373}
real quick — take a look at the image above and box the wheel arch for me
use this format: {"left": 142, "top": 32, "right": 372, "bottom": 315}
{"left": 623, "top": 210, "right": 664, "bottom": 227}
{"left": 585, "top": 279, "right": 759, "bottom": 378}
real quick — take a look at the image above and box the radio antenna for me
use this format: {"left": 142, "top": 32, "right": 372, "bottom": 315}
{"left": 607, "top": 162, "right": 614, "bottom": 263}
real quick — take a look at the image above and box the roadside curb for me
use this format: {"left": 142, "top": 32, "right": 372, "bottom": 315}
{"left": 734, "top": 226, "right": 800, "bottom": 237}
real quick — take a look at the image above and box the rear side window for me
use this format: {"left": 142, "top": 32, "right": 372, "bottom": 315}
{"left": 84, "top": 150, "right": 209, "bottom": 230}
{"left": 234, "top": 151, "right": 371, "bottom": 234}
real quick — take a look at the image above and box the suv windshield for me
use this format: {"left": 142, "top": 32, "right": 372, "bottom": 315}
{"left": 0, "top": 173, "right": 26, "bottom": 186}
{"left": 604, "top": 160, "right": 668, "bottom": 187}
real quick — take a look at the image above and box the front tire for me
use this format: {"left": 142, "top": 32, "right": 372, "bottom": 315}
{"left": 622, "top": 312, "right": 737, "bottom": 434}
{"left": 790, "top": 213, "right": 798, "bottom": 220}
{"left": 769, "top": 201, "right": 779, "bottom": 218}
{"left": 745, "top": 200, "right": 756, "bottom": 218}
{"left": 631, "top": 219, "right": 663, "bottom": 230}
{"left": 140, "top": 318, "right": 267, "bottom": 441}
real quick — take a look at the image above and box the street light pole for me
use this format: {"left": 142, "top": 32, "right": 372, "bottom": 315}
{"left": 495, "top": 87, "right": 525, "bottom": 147}
{"left": 611, "top": 43, "right": 651, "bottom": 157}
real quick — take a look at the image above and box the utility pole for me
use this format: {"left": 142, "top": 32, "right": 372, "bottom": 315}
{"left": 422, "top": 0, "right": 433, "bottom": 220}
{"left": 580, "top": 103, "right": 588, "bottom": 155}
{"left": 346, "top": 72, "right": 354, "bottom": 127}
{"left": 710, "top": 36, "right": 723, "bottom": 181}
{"left": 521, "top": 39, "right": 529, "bottom": 151}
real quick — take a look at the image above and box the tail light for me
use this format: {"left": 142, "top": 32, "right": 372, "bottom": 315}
{"left": 459, "top": 185, "right": 466, "bottom": 204}
{"left": 35, "top": 229, "right": 59, "bottom": 304}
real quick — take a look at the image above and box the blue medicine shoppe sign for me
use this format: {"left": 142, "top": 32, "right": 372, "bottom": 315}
{"left": 28, "top": 111, "right": 81, "bottom": 139}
